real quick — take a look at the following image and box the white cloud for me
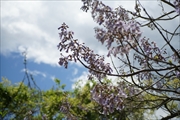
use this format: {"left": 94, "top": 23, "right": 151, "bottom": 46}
{"left": 71, "top": 71, "right": 89, "bottom": 89}
{"left": 1, "top": 1, "right": 93, "bottom": 67}
{"left": 21, "top": 69, "right": 46, "bottom": 78}
{"left": 155, "top": 108, "right": 169, "bottom": 119}
{"left": 71, "top": 70, "right": 131, "bottom": 89}
{"left": 50, "top": 76, "right": 55, "bottom": 81}
{"left": 73, "top": 68, "right": 78, "bottom": 76}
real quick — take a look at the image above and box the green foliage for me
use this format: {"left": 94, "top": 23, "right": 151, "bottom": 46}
{"left": 2, "top": 77, "right": 175, "bottom": 120}
{"left": 69, "top": 79, "right": 152, "bottom": 120}
{"left": 41, "top": 89, "right": 65, "bottom": 119}
{"left": 0, "top": 77, "right": 40, "bottom": 119}
{"left": 68, "top": 81, "right": 100, "bottom": 119}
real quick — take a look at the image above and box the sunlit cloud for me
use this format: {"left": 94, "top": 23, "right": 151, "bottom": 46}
{"left": 50, "top": 76, "right": 55, "bottom": 81}
{"left": 71, "top": 71, "right": 89, "bottom": 89}
{"left": 21, "top": 69, "right": 46, "bottom": 78}
{"left": 73, "top": 68, "right": 78, "bottom": 76}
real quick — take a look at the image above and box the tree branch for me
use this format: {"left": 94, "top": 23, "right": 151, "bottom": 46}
{"left": 161, "top": 110, "right": 180, "bottom": 120}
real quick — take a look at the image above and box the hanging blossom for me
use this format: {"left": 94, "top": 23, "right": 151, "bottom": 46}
{"left": 173, "top": 0, "right": 180, "bottom": 15}
{"left": 91, "top": 0, "right": 142, "bottom": 57}
{"left": 60, "top": 100, "right": 77, "bottom": 120}
{"left": 42, "top": 114, "right": 48, "bottom": 120}
{"left": 91, "top": 83, "right": 127, "bottom": 115}
{"left": 90, "top": 0, "right": 179, "bottom": 83}
{"left": 90, "top": 82, "right": 141, "bottom": 115}
{"left": 133, "top": 37, "right": 169, "bottom": 81}
{"left": 57, "top": 23, "right": 113, "bottom": 80}
{"left": 140, "top": 37, "right": 166, "bottom": 62}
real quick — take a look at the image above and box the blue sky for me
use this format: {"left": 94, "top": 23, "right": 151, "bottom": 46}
{"left": 0, "top": 53, "right": 87, "bottom": 90}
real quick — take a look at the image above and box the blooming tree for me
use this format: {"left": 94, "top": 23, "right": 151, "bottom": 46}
{"left": 57, "top": 0, "right": 180, "bottom": 119}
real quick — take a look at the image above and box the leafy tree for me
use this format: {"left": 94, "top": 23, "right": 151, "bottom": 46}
{"left": 57, "top": 0, "right": 180, "bottom": 119}
{"left": 0, "top": 77, "right": 69, "bottom": 120}
{"left": 40, "top": 78, "right": 68, "bottom": 120}
{"left": 0, "top": 52, "right": 46, "bottom": 120}
{"left": 1, "top": 77, "right": 154, "bottom": 120}
{"left": 68, "top": 79, "right": 152, "bottom": 120}
{"left": 0, "top": 77, "right": 40, "bottom": 120}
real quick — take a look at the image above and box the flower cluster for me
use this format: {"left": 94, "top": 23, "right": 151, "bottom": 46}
{"left": 91, "top": 0, "right": 142, "bottom": 57}
{"left": 91, "top": 0, "right": 113, "bottom": 25}
{"left": 91, "top": 83, "right": 127, "bottom": 115}
{"left": 60, "top": 100, "right": 77, "bottom": 120}
{"left": 60, "top": 101, "right": 71, "bottom": 114}
{"left": 133, "top": 36, "right": 174, "bottom": 81}
{"left": 42, "top": 114, "right": 48, "bottom": 120}
{"left": 176, "top": 70, "right": 180, "bottom": 78}
{"left": 140, "top": 37, "right": 166, "bottom": 61}
{"left": 173, "top": 0, "right": 180, "bottom": 15}
{"left": 57, "top": 23, "right": 113, "bottom": 80}
{"left": 81, "top": 0, "right": 92, "bottom": 12}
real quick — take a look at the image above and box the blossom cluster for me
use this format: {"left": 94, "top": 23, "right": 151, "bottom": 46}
{"left": 60, "top": 101, "right": 70, "bottom": 114}
{"left": 134, "top": 36, "right": 180, "bottom": 80}
{"left": 60, "top": 100, "right": 77, "bottom": 120}
{"left": 90, "top": 81, "right": 141, "bottom": 115}
{"left": 91, "top": 83, "right": 127, "bottom": 115}
{"left": 173, "top": 0, "right": 180, "bottom": 15}
{"left": 91, "top": 0, "right": 142, "bottom": 58}
{"left": 57, "top": 23, "right": 113, "bottom": 80}
{"left": 137, "top": 37, "right": 166, "bottom": 65}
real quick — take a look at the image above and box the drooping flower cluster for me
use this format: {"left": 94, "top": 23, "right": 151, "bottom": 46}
{"left": 81, "top": 0, "right": 92, "bottom": 12}
{"left": 60, "top": 100, "right": 77, "bottom": 120}
{"left": 134, "top": 36, "right": 179, "bottom": 81}
{"left": 91, "top": 0, "right": 142, "bottom": 58}
{"left": 137, "top": 37, "right": 166, "bottom": 66}
{"left": 91, "top": 83, "right": 127, "bottom": 115}
{"left": 173, "top": 0, "right": 180, "bottom": 15}
{"left": 57, "top": 23, "right": 113, "bottom": 80}
{"left": 60, "top": 101, "right": 71, "bottom": 114}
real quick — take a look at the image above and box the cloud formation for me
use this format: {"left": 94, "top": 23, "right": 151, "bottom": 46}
{"left": 73, "top": 68, "right": 78, "bottom": 76}
{"left": 71, "top": 71, "right": 89, "bottom": 89}
{"left": 1, "top": 1, "right": 96, "bottom": 67}
{"left": 21, "top": 68, "right": 46, "bottom": 78}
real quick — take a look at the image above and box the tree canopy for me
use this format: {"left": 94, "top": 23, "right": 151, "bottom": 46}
{"left": 1, "top": 77, "right": 155, "bottom": 120}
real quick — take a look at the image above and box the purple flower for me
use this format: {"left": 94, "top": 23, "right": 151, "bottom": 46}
{"left": 58, "top": 23, "right": 113, "bottom": 79}
{"left": 173, "top": 0, "right": 180, "bottom": 15}
{"left": 90, "top": 83, "right": 127, "bottom": 114}
{"left": 176, "top": 71, "right": 180, "bottom": 78}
